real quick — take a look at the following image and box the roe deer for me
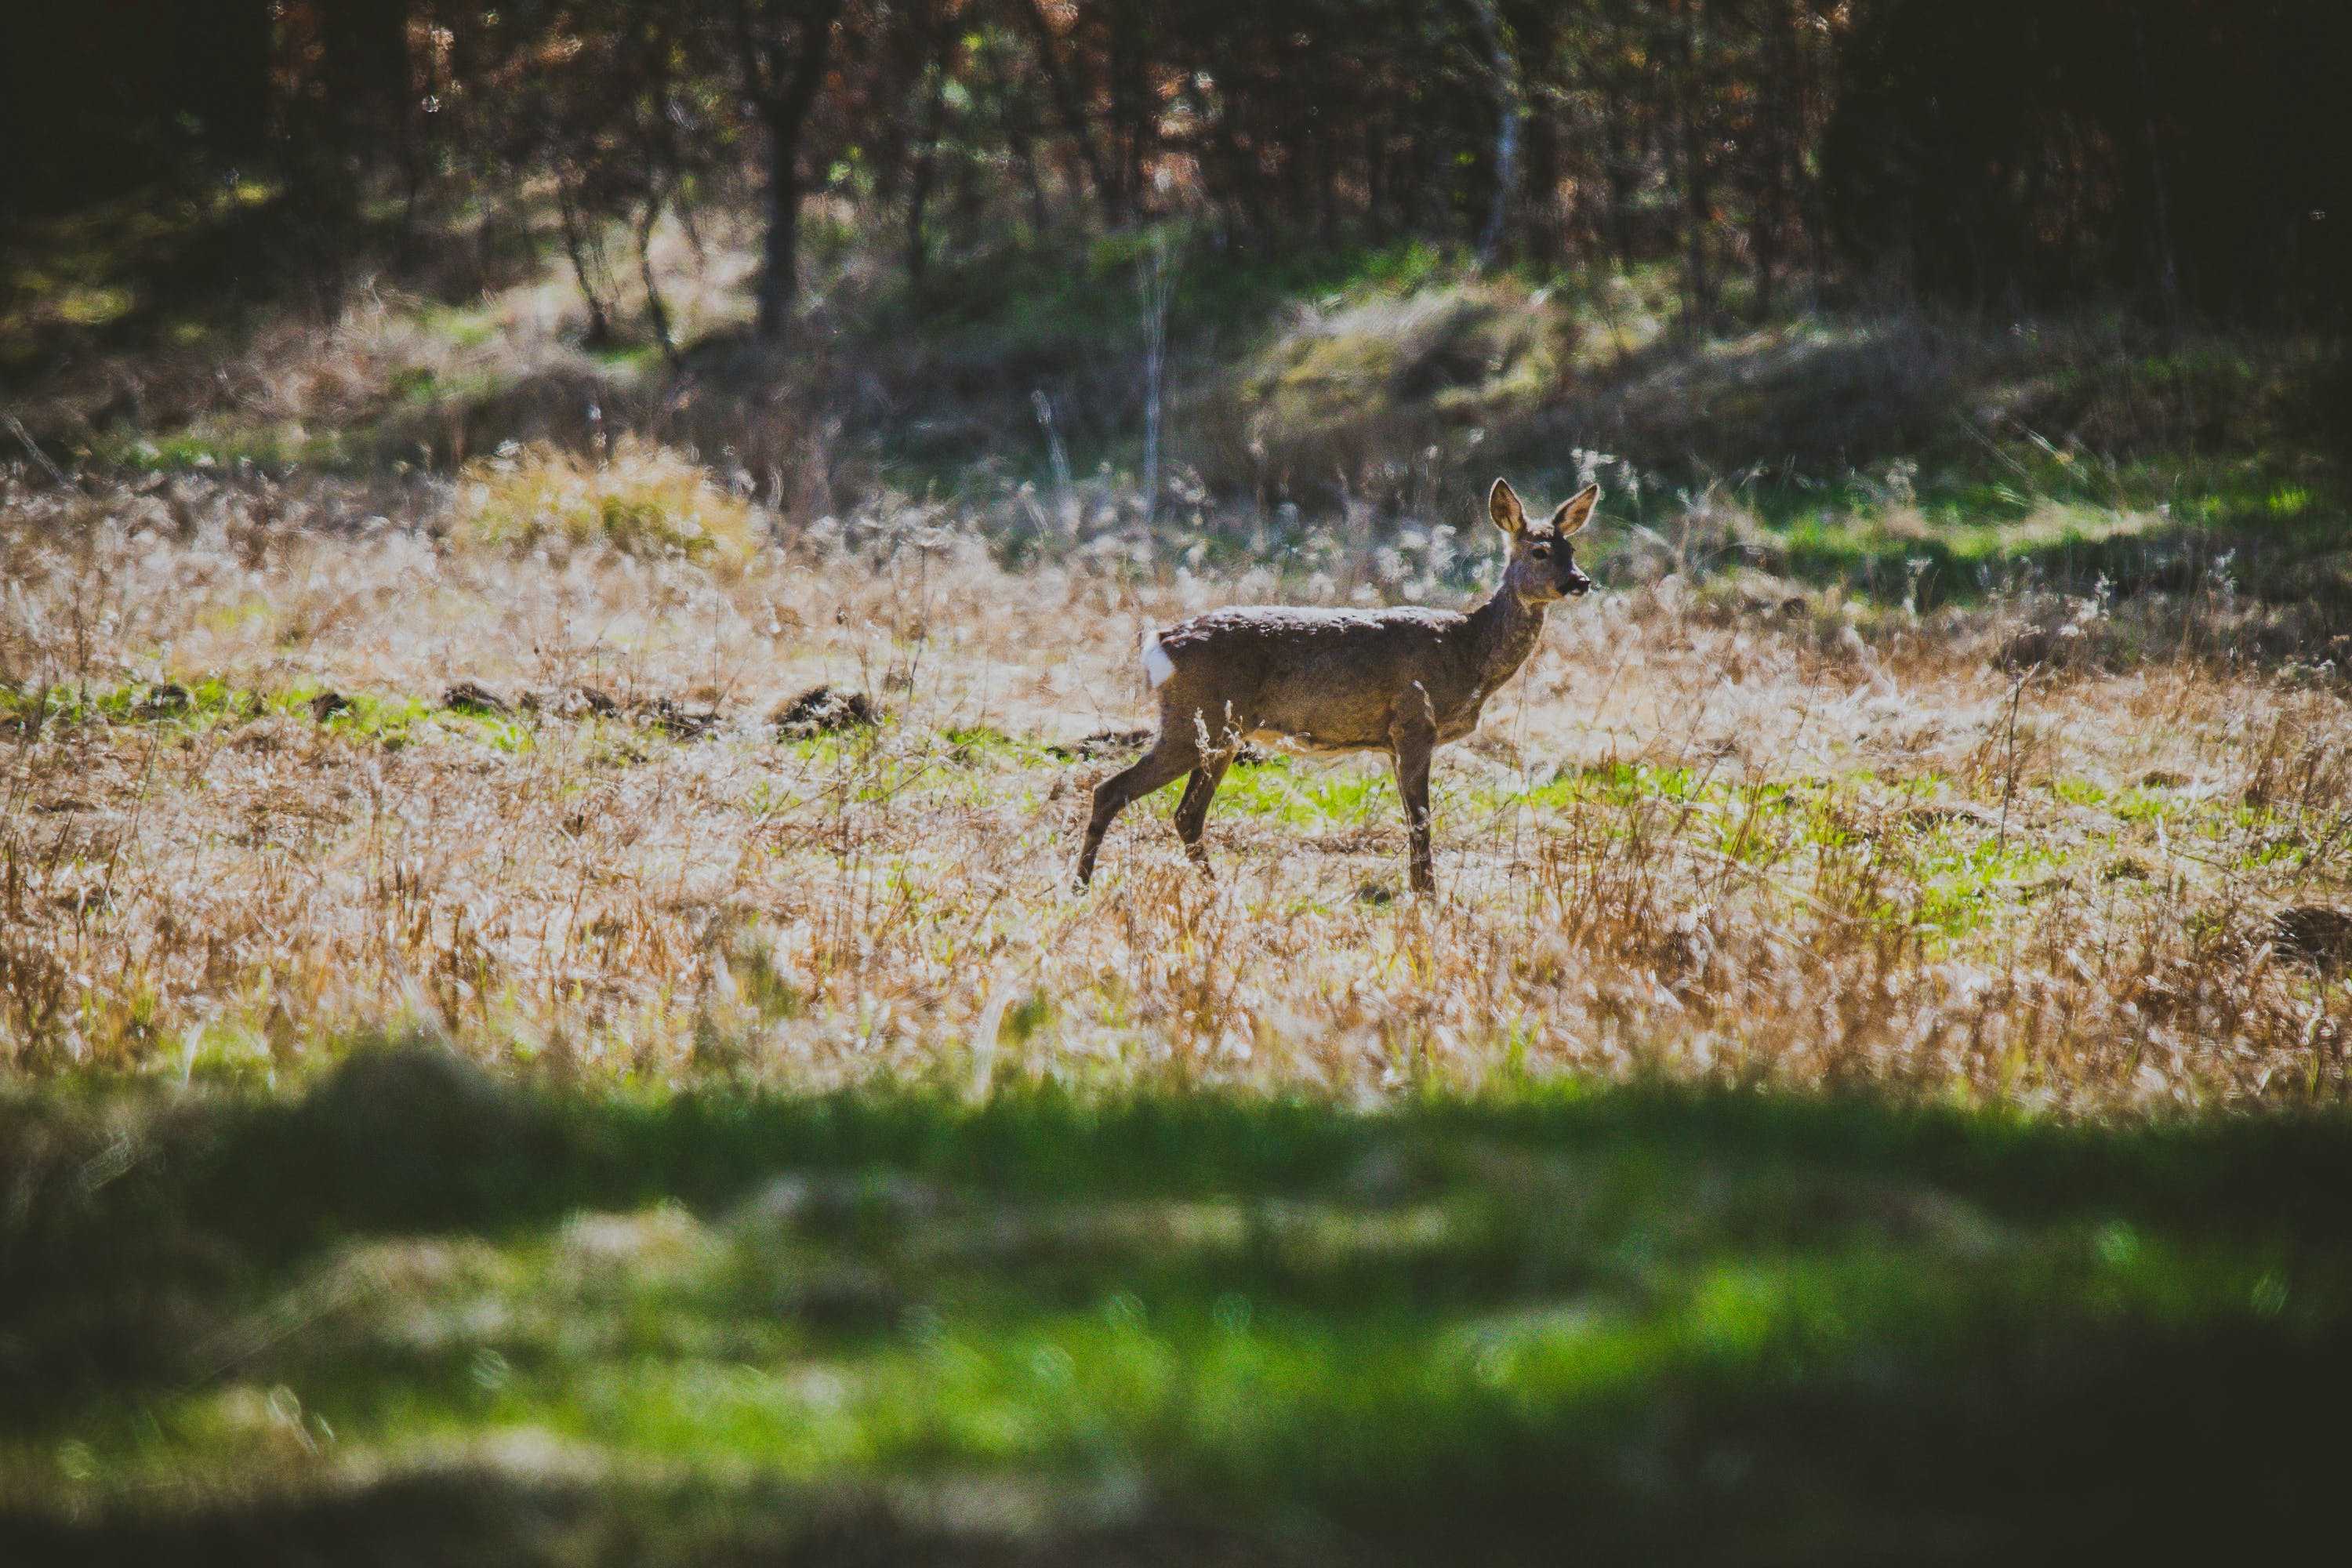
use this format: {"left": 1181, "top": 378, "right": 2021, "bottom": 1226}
{"left": 1075, "top": 477, "right": 1599, "bottom": 894}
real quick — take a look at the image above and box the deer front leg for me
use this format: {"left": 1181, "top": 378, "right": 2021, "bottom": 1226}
{"left": 1390, "top": 704, "right": 1438, "bottom": 895}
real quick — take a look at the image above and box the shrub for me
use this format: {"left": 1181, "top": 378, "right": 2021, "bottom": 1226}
{"left": 454, "top": 438, "right": 760, "bottom": 568}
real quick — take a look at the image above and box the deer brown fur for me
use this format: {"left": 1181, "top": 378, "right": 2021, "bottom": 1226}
{"left": 1075, "top": 477, "right": 1599, "bottom": 893}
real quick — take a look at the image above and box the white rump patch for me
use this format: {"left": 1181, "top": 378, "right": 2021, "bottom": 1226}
{"left": 1142, "top": 630, "right": 1176, "bottom": 691}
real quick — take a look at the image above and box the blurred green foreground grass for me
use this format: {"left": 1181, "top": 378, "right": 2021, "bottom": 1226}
{"left": 5, "top": 1045, "right": 2350, "bottom": 1564}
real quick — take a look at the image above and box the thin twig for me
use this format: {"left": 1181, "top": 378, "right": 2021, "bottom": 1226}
{"left": 1996, "top": 663, "right": 2038, "bottom": 855}
{"left": 4, "top": 412, "right": 78, "bottom": 492}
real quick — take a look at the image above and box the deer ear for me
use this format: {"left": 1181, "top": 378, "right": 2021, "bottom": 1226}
{"left": 1549, "top": 483, "right": 1601, "bottom": 537}
{"left": 1489, "top": 477, "right": 1526, "bottom": 535}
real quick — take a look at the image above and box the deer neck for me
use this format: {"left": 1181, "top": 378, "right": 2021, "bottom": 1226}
{"left": 1466, "top": 581, "right": 1549, "bottom": 696}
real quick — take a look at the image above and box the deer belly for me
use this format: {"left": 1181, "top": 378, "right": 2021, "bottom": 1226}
{"left": 1243, "top": 699, "right": 1484, "bottom": 756}
{"left": 1246, "top": 726, "right": 1381, "bottom": 757}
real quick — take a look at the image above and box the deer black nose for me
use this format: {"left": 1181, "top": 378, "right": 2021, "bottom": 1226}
{"left": 1566, "top": 572, "right": 1592, "bottom": 597}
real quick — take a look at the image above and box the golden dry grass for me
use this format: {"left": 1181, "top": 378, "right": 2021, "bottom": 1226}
{"left": 3, "top": 470, "right": 2348, "bottom": 1110}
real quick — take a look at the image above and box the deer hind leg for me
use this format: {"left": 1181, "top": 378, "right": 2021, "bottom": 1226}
{"left": 1076, "top": 730, "right": 1200, "bottom": 887}
{"left": 1171, "top": 750, "right": 1235, "bottom": 874}
{"left": 1390, "top": 704, "right": 1438, "bottom": 895}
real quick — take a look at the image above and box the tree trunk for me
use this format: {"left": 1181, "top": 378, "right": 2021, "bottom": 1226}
{"left": 2130, "top": 10, "right": 2182, "bottom": 322}
{"left": 1520, "top": 85, "right": 1561, "bottom": 263}
{"left": 905, "top": 28, "right": 956, "bottom": 285}
{"left": 638, "top": 191, "right": 679, "bottom": 368}
{"left": 321, "top": 0, "right": 410, "bottom": 183}
{"left": 1316, "top": 123, "right": 1338, "bottom": 249}
{"left": 1669, "top": 0, "right": 1718, "bottom": 330}
{"left": 1602, "top": 110, "right": 1637, "bottom": 268}
{"left": 756, "top": 115, "right": 807, "bottom": 339}
{"left": 1363, "top": 122, "right": 1390, "bottom": 241}
{"left": 745, "top": 0, "right": 844, "bottom": 342}
{"left": 1107, "top": 1, "right": 1152, "bottom": 221}
{"left": 1181, "top": 45, "right": 1265, "bottom": 242}
{"left": 1791, "top": 1, "right": 1831, "bottom": 282}
{"left": 183, "top": 0, "right": 274, "bottom": 163}
{"left": 1016, "top": 0, "right": 1120, "bottom": 223}
{"left": 557, "top": 180, "right": 615, "bottom": 347}
{"left": 986, "top": 38, "right": 1053, "bottom": 234}
{"left": 1749, "top": 0, "right": 1795, "bottom": 318}
{"left": 1472, "top": 0, "right": 1521, "bottom": 267}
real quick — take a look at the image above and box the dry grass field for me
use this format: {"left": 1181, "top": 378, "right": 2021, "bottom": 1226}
{"left": 7, "top": 452, "right": 2349, "bottom": 1112}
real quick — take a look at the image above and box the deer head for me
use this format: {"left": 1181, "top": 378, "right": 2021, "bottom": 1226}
{"left": 1489, "top": 477, "right": 1599, "bottom": 605}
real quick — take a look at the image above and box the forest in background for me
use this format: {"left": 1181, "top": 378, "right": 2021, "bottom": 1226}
{"left": 8, "top": 1, "right": 2347, "bottom": 342}
{"left": 9, "top": 0, "right": 2350, "bottom": 566}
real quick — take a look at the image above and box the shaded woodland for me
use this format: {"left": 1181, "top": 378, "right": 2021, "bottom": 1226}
{"left": 7, "top": 1, "right": 2346, "bottom": 339}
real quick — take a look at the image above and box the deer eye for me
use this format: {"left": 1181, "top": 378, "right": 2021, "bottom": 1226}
{"left": 1529, "top": 543, "right": 1551, "bottom": 558}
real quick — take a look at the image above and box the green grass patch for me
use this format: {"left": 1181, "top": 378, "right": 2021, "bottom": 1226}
{"left": 4, "top": 1051, "right": 2351, "bottom": 1559}
{"left": 1901, "top": 829, "right": 2065, "bottom": 938}
{"left": 937, "top": 724, "right": 1058, "bottom": 768}
{"left": 2, "top": 677, "right": 262, "bottom": 731}
{"left": 0, "top": 679, "right": 546, "bottom": 754}
{"left": 1216, "top": 757, "right": 1397, "bottom": 829}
